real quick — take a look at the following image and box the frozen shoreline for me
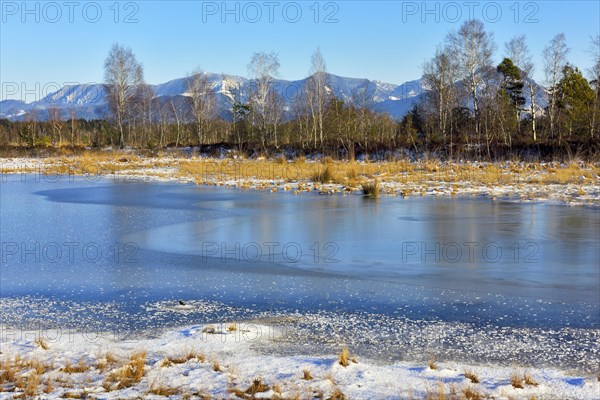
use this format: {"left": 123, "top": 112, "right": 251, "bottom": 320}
{"left": 1, "top": 322, "right": 598, "bottom": 399}
{"left": 1, "top": 156, "right": 599, "bottom": 398}
{"left": 1, "top": 296, "right": 599, "bottom": 398}
{"left": 1, "top": 156, "right": 599, "bottom": 207}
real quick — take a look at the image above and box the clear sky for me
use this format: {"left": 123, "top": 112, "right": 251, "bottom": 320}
{"left": 1, "top": 0, "right": 599, "bottom": 101}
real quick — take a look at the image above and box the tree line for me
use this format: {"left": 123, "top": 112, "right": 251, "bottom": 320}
{"left": 1, "top": 20, "right": 599, "bottom": 160}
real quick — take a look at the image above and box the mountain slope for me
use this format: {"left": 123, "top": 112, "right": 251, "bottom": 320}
{"left": 0, "top": 73, "right": 546, "bottom": 122}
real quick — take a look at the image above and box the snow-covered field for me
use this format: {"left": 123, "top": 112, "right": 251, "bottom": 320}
{"left": 1, "top": 320, "right": 599, "bottom": 399}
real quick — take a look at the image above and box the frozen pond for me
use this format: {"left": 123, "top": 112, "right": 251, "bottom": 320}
{"left": 1, "top": 175, "right": 599, "bottom": 370}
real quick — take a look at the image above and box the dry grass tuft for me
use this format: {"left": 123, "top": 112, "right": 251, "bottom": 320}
{"left": 510, "top": 371, "right": 539, "bottom": 389}
{"left": 361, "top": 179, "right": 380, "bottom": 198}
{"left": 523, "top": 372, "right": 539, "bottom": 387}
{"left": 338, "top": 347, "right": 350, "bottom": 367}
{"left": 463, "top": 385, "right": 483, "bottom": 400}
{"left": 302, "top": 369, "right": 313, "bottom": 380}
{"left": 149, "top": 384, "right": 180, "bottom": 396}
{"left": 23, "top": 371, "right": 41, "bottom": 397}
{"left": 428, "top": 357, "right": 438, "bottom": 370}
{"left": 327, "top": 387, "right": 346, "bottom": 400}
{"left": 202, "top": 325, "right": 217, "bottom": 334}
{"left": 103, "top": 351, "right": 146, "bottom": 391}
{"left": 400, "top": 187, "right": 413, "bottom": 198}
{"left": 510, "top": 373, "right": 524, "bottom": 389}
{"left": 163, "top": 349, "right": 205, "bottom": 366}
{"left": 61, "top": 359, "right": 89, "bottom": 373}
{"left": 0, "top": 356, "right": 18, "bottom": 384}
{"left": 313, "top": 165, "right": 335, "bottom": 183}
{"left": 35, "top": 337, "right": 49, "bottom": 350}
{"left": 96, "top": 351, "right": 118, "bottom": 372}
{"left": 43, "top": 379, "right": 54, "bottom": 394}
{"left": 346, "top": 165, "right": 358, "bottom": 180}
{"left": 159, "top": 358, "right": 173, "bottom": 368}
{"left": 464, "top": 370, "right": 480, "bottom": 384}
{"left": 245, "top": 378, "right": 270, "bottom": 396}
{"left": 0, "top": 355, "right": 54, "bottom": 391}
{"left": 425, "top": 381, "right": 463, "bottom": 400}
{"left": 227, "top": 324, "right": 238, "bottom": 332}
{"left": 62, "top": 391, "right": 84, "bottom": 399}
{"left": 213, "top": 360, "right": 222, "bottom": 372}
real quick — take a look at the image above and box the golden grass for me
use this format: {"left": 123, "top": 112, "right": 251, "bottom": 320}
{"left": 523, "top": 372, "right": 539, "bottom": 387}
{"left": 346, "top": 165, "right": 358, "bottom": 180}
{"left": 303, "top": 369, "right": 313, "bottom": 380}
{"left": 63, "top": 391, "right": 91, "bottom": 399}
{"left": 148, "top": 383, "right": 180, "bottom": 396}
{"left": 245, "top": 378, "right": 270, "bottom": 395}
{"left": 227, "top": 324, "right": 238, "bottom": 332}
{"left": 0, "top": 354, "right": 54, "bottom": 390}
{"left": 61, "top": 359, "right": 89, "bottom": 373}
{"left": 182, "top": 390, "right": 213, "bottom": 400}
{"left": 428, "top": 357, "right": 438, "bottom": 370}
{"left": 510, "top": 373, "right": 524, "bottom": 389}
{"left": 35, "top": 337, "right": 49, "bottom": 350}
{"left": 4, "top": 151, "right": 598, "bottom": 200}
{"left": 424, "top": 381, "right": 463, "bottom": 400}
{"left": 0, "top": 356, "right": 18, "bottom": 384}
{"left": 338, "top": 347, "right": 350, "bottom": 367}
{"left": 361, "top": 179, "right": 380, "bottom": 197}
{"left": 159, "top": 358, "right": 173, "bottom": 368}
{"left": 103, "top": 351, "right": 146, "bottom": 391}
{"left": 312, "top": 164, "right": 335, "bottom": 183}
{"left": 22, "top": 371, "right": 41, "bottom": 397}
{"left": 463, "top": 385, "right": 483, "bottom": 400}
{"left": 464, "top": 370, "right": 480, "bottom": 384}
{"left": 43, "top": 379, "right": 54, "bottom": 394}
{"left": 202, "top": 325, "right": 217, "bottom": 334}
{"left": 327, "top": 387, "right": 347, "bottom": 400}
{"left": 95, "top": 351, "right": 118, "bottom": 372}
{"left": 213, "top": 360, "right": 222, "bottom": 372}
{"left": 163, "top": 349, "right": 205, "bottom": 366}
{"left": 509, "top": 371, "right": 539, "bottom": 389}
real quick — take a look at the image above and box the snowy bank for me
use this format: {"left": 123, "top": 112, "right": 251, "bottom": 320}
{"left": 1, "top": 323, "right": 598, "bottom": 399}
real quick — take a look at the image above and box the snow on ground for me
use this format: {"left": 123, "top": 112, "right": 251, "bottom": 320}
{"left": 1, "top": 322, "right": 598, "bottom": 399}
{"left": 1, "top": 156, "right": 599, "bottom": 207}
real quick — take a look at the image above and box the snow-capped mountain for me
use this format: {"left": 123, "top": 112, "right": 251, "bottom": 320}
{"left": 0, "top": 72, "right": 545, "bottom": 122}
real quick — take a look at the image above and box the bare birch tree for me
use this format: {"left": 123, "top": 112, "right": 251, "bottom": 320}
{"left": 48, "top": 107, "right": 63, "bottom": 146}
{"left": 505, "top": 35, "right": 538, "bottom": 141}
{"left": 307, "top": 47, "right": 329, "bottom": 147}
{"left": 422, "top": 45, "right": 459, "bottom": 152}
{"left": 248, "top": 52, "right": 280, "bottom": 149}
{"left": 104, "top": 43, "right": 144, "bottom": 148}
{"left": 446, "top": 20, "right": 495, "bottom": 143}
{"left": 543, "top": 33, "right": 569, "bottom": 141}
{"left": 187, "top": 69, "right": 216, "bottom": 146}
{"left": 589, "top": 34, "right": 600, "bottom": 138}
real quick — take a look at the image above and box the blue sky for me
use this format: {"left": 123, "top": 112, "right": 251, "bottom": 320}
{"left": 1, "top": 1, "right": 599, "bottom": 101}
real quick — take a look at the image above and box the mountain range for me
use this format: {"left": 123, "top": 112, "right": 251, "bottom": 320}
{"left": 0, "top": 72, "right": 546, "bottom": 122}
